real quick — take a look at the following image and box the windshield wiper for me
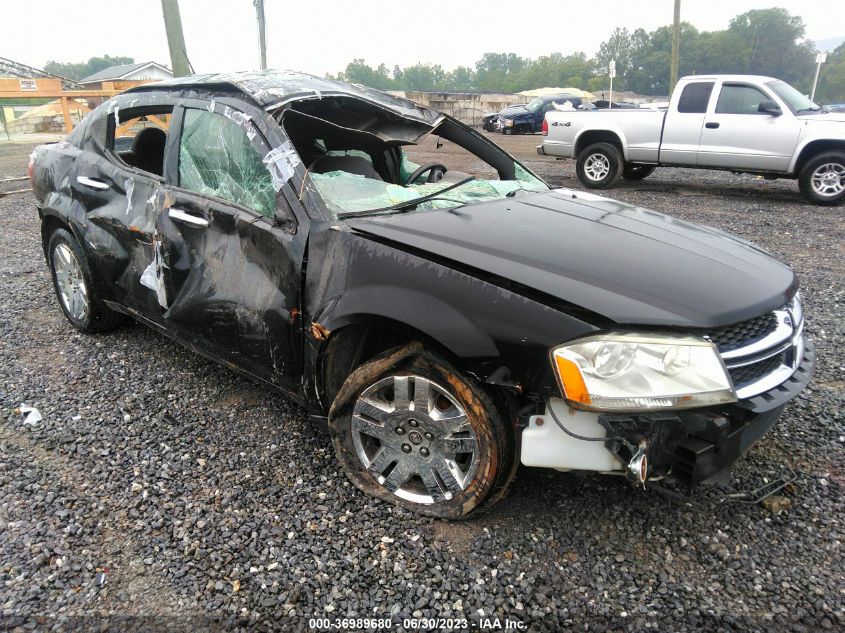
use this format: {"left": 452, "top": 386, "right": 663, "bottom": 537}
{"left": 338, "top": 177, "right": 477, "bottom": 218}
{"left": 797, "top": 106, "right": 823, "bottom": 113}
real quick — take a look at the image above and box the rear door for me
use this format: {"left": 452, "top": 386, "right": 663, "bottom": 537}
{"left": 156, "top": 100, "right": 308, "bottom": 389}
{"left": 698, "top": 82, "right": 799, "bottom": 171}
{"left": 659, "top": 80, "right": 714, "bottom": 165}
{"left": 70, "top": 100, "right": 174, "bottom": 319}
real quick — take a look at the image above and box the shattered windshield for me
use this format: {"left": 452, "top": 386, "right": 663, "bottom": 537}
{"left": 310, "top": 151, "right": 546, "bottom": 217}
{"left": 279, "top": 97, "right": 548, "bottom": 218}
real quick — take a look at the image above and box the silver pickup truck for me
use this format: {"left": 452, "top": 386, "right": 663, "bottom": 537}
{"left": 538, "top": 74, "right": 845, "bottom": 205}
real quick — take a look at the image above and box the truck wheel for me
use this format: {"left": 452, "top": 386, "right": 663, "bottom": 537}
{"left": 329, "top": 344, "right": 517, "bottom": 520}
{"left": 47, "top": 227, "right": 124, "bottom": 333}
{"left": 576, "top": 143, "right": 622, "bottom": 189}
{"left": 799, "top": 152, "right": 845, "bottom": 205}
{"left": 622, "top": 164, "right": 656, "bottom": 180}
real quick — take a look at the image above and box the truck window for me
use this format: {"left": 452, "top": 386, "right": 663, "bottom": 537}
{"left": 178, "top": 108, "right": 276, "bottom": 218}
{"left": 677, "top": 82, "right": 714, "bottom": 113}
{"left": 715, "top": 84, "right": 769, "bottom": 115}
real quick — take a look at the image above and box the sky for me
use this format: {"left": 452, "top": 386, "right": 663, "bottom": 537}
{"left": 3, "top": 0, "right": 844, "bottom": 77}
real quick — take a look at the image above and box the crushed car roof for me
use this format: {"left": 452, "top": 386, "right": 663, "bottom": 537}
{"left": 125, "top": 69, "right": 441, "bottom": 124}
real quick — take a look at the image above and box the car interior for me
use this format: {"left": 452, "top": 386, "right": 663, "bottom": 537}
{"left": 111, "top": 109, "right": 173, "bottom": 177}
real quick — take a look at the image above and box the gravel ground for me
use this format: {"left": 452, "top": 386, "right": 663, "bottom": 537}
{"left": 0, "top": 136, "right": 843, "bottom": 632}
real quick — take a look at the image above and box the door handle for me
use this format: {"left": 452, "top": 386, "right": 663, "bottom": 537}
{"left": 705, "top": 122, "right": 720, "bottom": 129}
{"left": 169, "top": 207, "right": 209, "bottom": 228}
{"left": 76, "top": 176, "right": 110, "bottom": 190}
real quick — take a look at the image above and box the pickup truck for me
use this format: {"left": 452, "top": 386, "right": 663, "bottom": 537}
{"left": 539, "top": 74, "right": 845, "bottom": 205}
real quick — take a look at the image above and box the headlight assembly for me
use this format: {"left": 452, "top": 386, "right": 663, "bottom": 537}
{"left": 551, "top": 333, "right": 736, "bottom": 412}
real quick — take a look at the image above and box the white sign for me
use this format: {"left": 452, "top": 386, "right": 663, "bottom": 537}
{"left": 609, "top": 69, "right": 617, "bottom": 78}
{"left": 816, "top": 53, "right": 827, "bottom": 64}
{"left": 19, "top": 79, "right": 37, "bottom": 91}
{"left": 609, "top": 60, "right": 616, "bottom": 72}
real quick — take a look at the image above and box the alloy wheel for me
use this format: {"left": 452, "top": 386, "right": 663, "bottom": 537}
{"left": 52, "top": 242, "right": 89, "bottom": 322}
{"left": 351, "top": 375, "right": 479, "bottom": 504}
{"left": 584, "top": 153, "right": 611, "bottom": 181}
{"left": 810, "top": 162, "right": 845, "bottom": 198}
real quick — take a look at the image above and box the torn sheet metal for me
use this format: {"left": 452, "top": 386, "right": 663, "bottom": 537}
{"left": 140, "top": 234, "right": 168, "bottom": 308}
{"left": 263, "top": 141, "right": 300, "bottom": 191}
{"left": 124, "top": 177, "right": 135, "bottom": 216}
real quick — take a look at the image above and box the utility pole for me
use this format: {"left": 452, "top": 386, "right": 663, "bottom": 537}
{"left": 161, "top": 0, "right": 190, "bottom": 77}
{"left": 254, "top": 0, "right": 267, "bottom": 70}
{"left": 669, "top": 0, "right": 681, "bottom": 93}
{"left": 810, "top": 52, "right": 826, "bottom": 102}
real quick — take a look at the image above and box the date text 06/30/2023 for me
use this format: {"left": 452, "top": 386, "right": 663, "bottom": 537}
{"left": 307, "top": 617, "right": 527, "bottom": 630}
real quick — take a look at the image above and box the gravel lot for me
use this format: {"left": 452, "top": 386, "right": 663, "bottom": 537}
{"left": 1, "top": 134, "right": 843, "bottom": 632}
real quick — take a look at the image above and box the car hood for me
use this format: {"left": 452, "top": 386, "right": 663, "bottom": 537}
{"left": 499, "top": 105, "right": 530, "bottom": 118}
{"left": 345, "top": 189, "right": 796, "bottom": 328}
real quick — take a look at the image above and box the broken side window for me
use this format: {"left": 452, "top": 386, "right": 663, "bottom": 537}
{"left": 178, "top": 109, "right": 276, "bottom": 218}
{"left": 109, "top": 108, "right": 173, "bottom": 177}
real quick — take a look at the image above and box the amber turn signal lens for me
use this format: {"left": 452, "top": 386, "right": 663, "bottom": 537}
{"left": 554, "top": 354, "right": 591, "bottom": 405}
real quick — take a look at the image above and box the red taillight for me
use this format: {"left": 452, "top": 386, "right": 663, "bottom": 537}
{"left": 541, "top": 118, "right": 548, "bottom": 136}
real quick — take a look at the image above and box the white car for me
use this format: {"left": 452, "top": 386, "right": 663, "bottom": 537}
{"left": 539, "top": 74, "right": 845, "bottom": 205}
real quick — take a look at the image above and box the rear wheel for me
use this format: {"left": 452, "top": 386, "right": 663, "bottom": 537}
{"left": 622, "top": 163, "right": 656, "bottom": 180}
{"left": 329, "top": 344, "right": 517, "bottom": 519}
{"left": 576, "top": 142, "right": 622, "bottom": 189}
{"left": 47, "top": 227, "right": 123, "bottom": 333}
{"left": 799, "top": 151, "right": 845, "bottom": 205}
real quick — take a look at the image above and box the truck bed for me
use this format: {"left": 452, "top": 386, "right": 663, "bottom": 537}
{"left": 542, "top": 110, "right": 666, "bottom": 163}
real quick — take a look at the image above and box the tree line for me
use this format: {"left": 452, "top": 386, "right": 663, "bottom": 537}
{"left": 44, "top": 55, "right": 135, "bottom": 82}
{"left": 330, "top": 8, "right": 845, "bottom": 102}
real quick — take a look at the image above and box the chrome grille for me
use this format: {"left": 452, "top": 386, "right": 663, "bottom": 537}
{"left": 728, "top": 351, "right": 786, "bottom": 387}
{"left": 703, "top": 312, "right": 778, "bottom": 353}
{"left": 709, "top": 296, "right": 803, "bottom": 400}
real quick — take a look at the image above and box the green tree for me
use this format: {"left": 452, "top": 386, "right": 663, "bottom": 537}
{"left": 723, "top": 8, "right": 814, "bottom": 88}
{"left": 444, "top": 66, "right": 476, "bottom": 92}
{"left": 44, "top": 55, "right": 135, "bottom": 81}
{"left": 401, "top": 63, "right": 447, "bottom": 91}
{"left": 594, "top": 27, "right": 649, "bottom": 89}
{"left": 328, "top": 8, "right": 827, "bottom": 98}
{"left": 475, "top": 53, "right": 527, "bottom": 92}
{"left": 816, "top": 43, "right": 845, "bottom": 103}
{"left": 334, "top": 59, "right": 394, "bottom": 90}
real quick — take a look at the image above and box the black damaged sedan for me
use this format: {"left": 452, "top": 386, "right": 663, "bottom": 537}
{"left": 30, "top": 71, "right": 814, "bottom": 519}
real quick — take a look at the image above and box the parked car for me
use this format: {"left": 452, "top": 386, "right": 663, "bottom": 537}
{"left": 30, "top": 71, "right": 814, "bottom": 519}
{"left": 481, "top": 111, "right": 500, "bottom": 132}
{"left": 539, "top": 74, "right": 845, "bottom": 205}
{"left": 497, "top": 94, "right": 586, "bottom": 134}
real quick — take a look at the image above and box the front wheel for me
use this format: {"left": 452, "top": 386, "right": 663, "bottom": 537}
{"left": 329, "top": 345, "right": 517, "bottom": 519}
{"left": 799, "top": 152, "right": 845, "bottom": 205}
{"left": 622, "top": 164, "right": 656, "bottom": 180}
{"left": 576, "top": 142, "right": 622, "bottom": 189}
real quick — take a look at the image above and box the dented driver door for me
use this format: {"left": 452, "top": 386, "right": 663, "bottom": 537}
{"left": 155, "top": 102, "right": 307, "bottom": 389}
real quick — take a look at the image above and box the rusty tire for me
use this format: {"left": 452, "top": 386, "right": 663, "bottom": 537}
{"left": 329, "top": 343, "right": 516, "bottom": 520}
